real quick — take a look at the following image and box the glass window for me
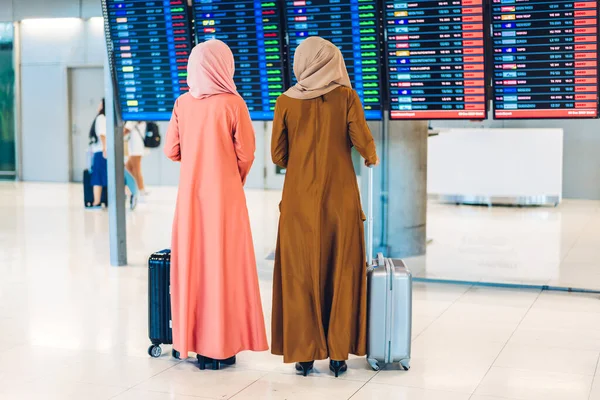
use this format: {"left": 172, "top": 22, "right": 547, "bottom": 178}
{"left": 0, "top": 23, "right": 15, "bottom": 179}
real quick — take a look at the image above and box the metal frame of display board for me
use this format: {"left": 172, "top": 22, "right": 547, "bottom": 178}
{"left": 102, "top": 1, "right": 128, "bottom": 266}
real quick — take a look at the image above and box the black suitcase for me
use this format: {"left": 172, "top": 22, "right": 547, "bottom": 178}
{"left": 148, "top": 249, "right": 179, "bottom": 359}
{"left": 83, "top": 169, "right": 108, "bottom": 207}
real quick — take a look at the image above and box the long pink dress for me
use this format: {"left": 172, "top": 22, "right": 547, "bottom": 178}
{"left": 164, "top": 92, "right": 269, "bottom": 359}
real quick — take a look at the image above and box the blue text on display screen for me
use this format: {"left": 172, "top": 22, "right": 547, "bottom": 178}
{"left": 104, "top": 0, "right": 193, "bottom": 121}
{"left": 284, "top": 0, "right": 383, "bottom": 120}
{"left": 192, "top": 0, "right": 287, "bottom": 121}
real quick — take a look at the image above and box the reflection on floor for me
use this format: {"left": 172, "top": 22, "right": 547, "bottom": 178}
{"left": 2, "top": 182, "right": 600, "bottom": 399}
{"left": 409, "top": 199, "right": 600, "bottom": 290}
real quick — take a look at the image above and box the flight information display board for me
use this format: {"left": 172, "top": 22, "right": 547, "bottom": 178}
{"left": 104, "top": 0, "right": 193, "bottom": 121}
{"left": 385, "top": 0, "right": 488, "bottom": 120}
{"left": 284, "top": 0, "right": 383, "bottom": 120}
{"left": 492, "top": 0, "right": 599, "bottom": 119}
{"left": 193, "top": 0, "right": 286, "bottom": 120}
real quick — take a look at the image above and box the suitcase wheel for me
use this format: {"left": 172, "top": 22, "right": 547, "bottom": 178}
{"left": 172, "top": 349, "right": 181, "bottom": 359}
{"left": 400, "top": 360, "right": 410, "bottom": 371}
{"left": 367, "top": 358, "right": 381, "bottom": 371}
{"left": 148, "top": 344, "right": 162, "bottom": 358}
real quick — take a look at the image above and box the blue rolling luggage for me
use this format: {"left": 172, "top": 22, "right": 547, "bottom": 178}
{"left": 83, "top": 169, "right": 108, "bottom": 207}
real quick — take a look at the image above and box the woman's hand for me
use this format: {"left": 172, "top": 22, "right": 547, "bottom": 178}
{"left": 365, "top": 157, "right": 379, "bottom": 167}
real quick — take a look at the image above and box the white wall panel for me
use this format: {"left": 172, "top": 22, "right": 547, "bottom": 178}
{"left": 14, "top": 0, "right": 80, "bottom": 19}
{"left": 21, "top": 64, "right": 70, "bottom": 182}
{"left": 19, "top": 19, "right": 103, "bottom": 183}
{"left": 0, "top": 0, "right": 13, "bottom": 21}
{"left": 141, "top": 141, "right": 164, "bottom": 187}
{"left": 504, "top": 119, "right": 600, "bottom": 200}
{"left": 83, "top": 17, "right": 106, "bottom": 66}
{"left": 561, "top": 123, "right": 600, "bottom": 200}
{"left": 81, "top": 0, "right": 103, "bottom": 18}
{"left": 20, "top": 18, "right": 86, "bottom": 65}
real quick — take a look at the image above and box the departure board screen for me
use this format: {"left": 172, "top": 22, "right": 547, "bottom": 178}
{"left": 284, "top": 0, "right": 383, "bottom": 120}
{"left": 385, "top": 0, "right": 487, "bottom": 120}
{"left": 104, "top": 0, "right": 193, "bottom": 121}
{"left": 193, "top": 0, "right": 286, "bottom": 120}
{"left": 492, "top": 0, "right": 599, "bottom": 119}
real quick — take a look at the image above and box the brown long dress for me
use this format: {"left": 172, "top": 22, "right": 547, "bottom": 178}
{"left": 271, "top": 86, "right": 378, "bottom": 363}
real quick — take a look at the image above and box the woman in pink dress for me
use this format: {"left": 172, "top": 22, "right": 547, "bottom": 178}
{"left": 164, "top": 39, "right": 269, "bottom": 370}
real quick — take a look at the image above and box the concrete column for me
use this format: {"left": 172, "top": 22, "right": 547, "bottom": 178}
{"left": 385, "top": 120, "right": 428, "bottom": 258}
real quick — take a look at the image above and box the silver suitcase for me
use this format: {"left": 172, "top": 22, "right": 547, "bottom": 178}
{"left": 365, "top": 167, "right": 412, "bottom": 371}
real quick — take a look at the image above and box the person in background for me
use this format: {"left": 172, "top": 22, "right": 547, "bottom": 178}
{"left": 270, "top": 37, "right": 379, "bottom": 377}
{"left": 88, "top": 99, "right": 139, "bottom": 211}
{"left": 122, "top": 127, "right": 140, "bottom": 210}
{"left": 164, "top": 39, "right": 268, "bottom": 368}
{"left": 88, "top": 98, "right": 107, "bottom": 209}
{"left": 124, "top": 168, "right": 139, "bottom": 210}
{"left": 124, "top": 120, "right": 148, "bottom": 195}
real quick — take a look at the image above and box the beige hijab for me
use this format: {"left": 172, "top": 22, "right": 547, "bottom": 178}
{"left": 187, "top": 39, "right": 239, "bottom": 100}
{"left": 284, "top": 37, "right": 352, "bottom": 100}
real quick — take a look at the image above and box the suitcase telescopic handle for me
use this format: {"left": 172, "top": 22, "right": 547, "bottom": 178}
{"left": 367, "top": 166, "right": 374, "bottom": 266}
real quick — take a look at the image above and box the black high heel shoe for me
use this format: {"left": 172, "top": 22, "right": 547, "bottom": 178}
{"left": 295, "top": 361, "right": 314, "bottom": 377}
{"left": 197, "top": 355, "right": 237, "bottom": 370}
{"left": 197, "top": 355, "right": 216, "bottom": 370}
{"left": 329, "top": 360, "right": 347, "bottom": 377}
{"left": 220, "top": 355, "right": 236, "bottom": 366}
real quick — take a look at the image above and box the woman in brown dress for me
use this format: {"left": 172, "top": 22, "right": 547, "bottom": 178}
{"left": 271, "top": 37, "right": 379, "bottom": 377}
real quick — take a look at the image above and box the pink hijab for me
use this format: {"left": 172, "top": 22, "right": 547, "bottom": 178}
{"left": 284, "top": 37, "right": 352, "bottom": 100}
{"left": 187, "top": 40, "right": 239, "bottom": 99}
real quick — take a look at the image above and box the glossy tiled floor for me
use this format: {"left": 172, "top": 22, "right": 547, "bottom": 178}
{"left": 2, "top": 182, "right": 600, "bottom": 399}
{"left": 409, "top": 199, "right": 600, "bottom": 290}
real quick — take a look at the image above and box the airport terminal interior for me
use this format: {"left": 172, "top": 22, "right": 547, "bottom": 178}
{"left": 2, "top": 0, "right": 600, "bottom": 399}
